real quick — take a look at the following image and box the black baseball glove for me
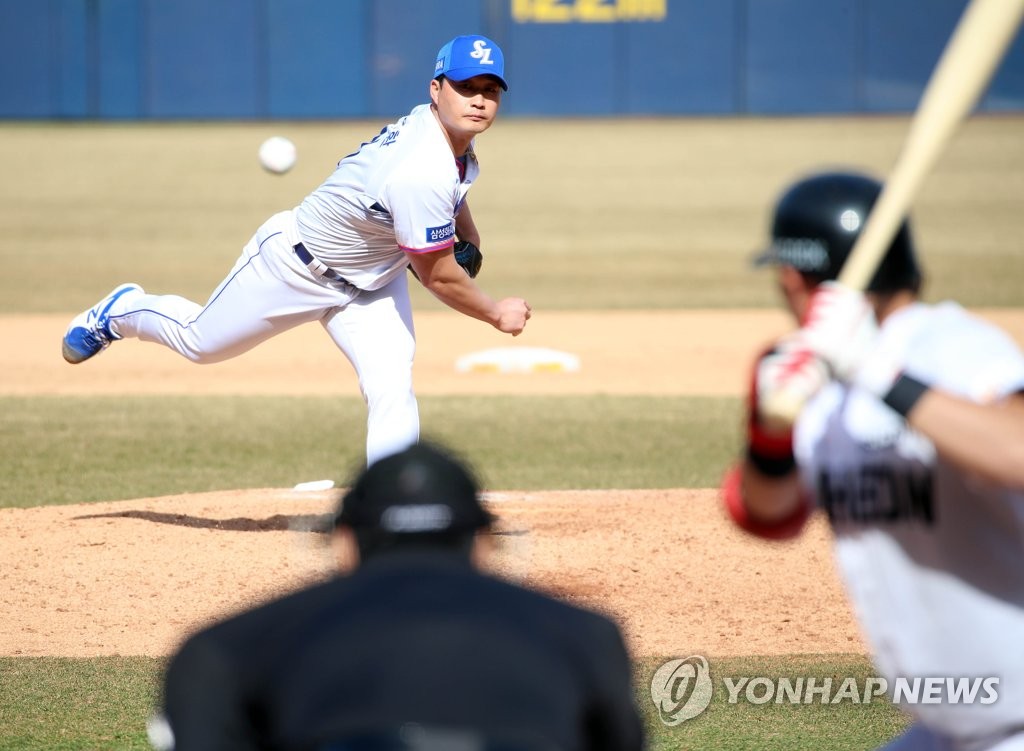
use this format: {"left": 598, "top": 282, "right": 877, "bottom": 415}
{"left": 407, "top": 240, "right": 483, "bottom": 281}
{"left": 453, "top": 240, "right": 483, "bottom": 278}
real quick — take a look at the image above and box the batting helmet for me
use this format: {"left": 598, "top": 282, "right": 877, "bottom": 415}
{"left": 754, "top": 171, "right": 923, "bottom": 293}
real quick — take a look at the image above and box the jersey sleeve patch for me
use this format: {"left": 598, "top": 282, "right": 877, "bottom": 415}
{"left": 425, "top": 222, "right": 456, "bottom": 245}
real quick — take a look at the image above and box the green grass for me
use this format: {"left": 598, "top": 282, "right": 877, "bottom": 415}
{"left": 0, "top": 657, "right": 164, "bottom": 751}
{"left": 0, "top": 654, "right": 909, "bottom": 750}
{"left": 0, "top": 394, "right": 740, "bottom": 508}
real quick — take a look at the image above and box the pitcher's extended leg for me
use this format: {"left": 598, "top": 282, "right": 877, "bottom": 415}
{"left": 323, "top": 272, "right": 418, "bottom": 464}
{"left": 106, "top": 222, "right": 351, "bottom": 363}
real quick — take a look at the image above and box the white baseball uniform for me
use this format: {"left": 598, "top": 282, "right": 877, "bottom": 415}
{"left": 795, "top": 301, "right": 1024, "bottom": 750}
{"left": 105, "top": 104, "right": 476, "bottom": 464}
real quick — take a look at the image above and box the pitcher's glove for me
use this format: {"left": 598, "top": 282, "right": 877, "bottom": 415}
{"left": 407, "top": 241, "right": 483, "bottom": 281}
{"left": 453, "top": 240, "right": 483, "bottom": 278}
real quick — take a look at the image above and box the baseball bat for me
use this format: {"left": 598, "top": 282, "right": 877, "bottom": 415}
{"left": 760, "top": 0, "right": 1024, "bottom": 429}
{"left": 839, "top": 0, "right": 1024, "bottom": 290}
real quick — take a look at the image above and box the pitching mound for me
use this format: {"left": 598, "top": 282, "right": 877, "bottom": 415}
{"left": 0, "top": 487, "right": 863, "bottom": 659}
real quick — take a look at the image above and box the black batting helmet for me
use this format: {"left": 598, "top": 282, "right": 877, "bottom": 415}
{"left": 754, "top": 171, "right": 923, "bottom": 293}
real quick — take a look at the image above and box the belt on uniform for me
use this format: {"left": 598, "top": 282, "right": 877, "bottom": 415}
{"left": 293, "top": 242, "right": 351, "bottom": 284}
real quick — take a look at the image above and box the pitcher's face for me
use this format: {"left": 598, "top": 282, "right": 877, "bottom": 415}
{"left": 430, "top": 75, "right": 503, "bottom": 143}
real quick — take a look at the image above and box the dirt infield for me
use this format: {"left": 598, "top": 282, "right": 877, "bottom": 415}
{"left": 4, "top": 309, "right": 1024, "bottom": 660}
{"left": 0, "top": 488, "right": 857, "bottom": 660}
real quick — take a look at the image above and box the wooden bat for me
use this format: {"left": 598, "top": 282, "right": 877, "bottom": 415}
{"left": 761, "top": 0, "right": 1024, "bottom": 430}
{"left": 839, "top": 0, "right": 1024, "bottom": 290}
{"left": 760, "top": 0, "right": 1024, "bottom": 430}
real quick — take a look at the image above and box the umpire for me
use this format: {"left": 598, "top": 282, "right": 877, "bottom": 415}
{"left": 155, "top": 442, "right": 645, "bottom": 751}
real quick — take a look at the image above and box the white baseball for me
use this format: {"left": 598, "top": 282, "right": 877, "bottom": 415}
{"left": 258, "top": 136, "right": 297, "bottom": 174}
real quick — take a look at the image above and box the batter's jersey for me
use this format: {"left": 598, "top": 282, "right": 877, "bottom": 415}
{"left": 795, "top": 301, "right": 1024, "bottom": 740}
{"left": 294, "top": 103, "right": 477, "bottom": 291}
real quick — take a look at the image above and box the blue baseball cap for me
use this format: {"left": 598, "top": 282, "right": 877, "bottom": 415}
{"left": 434, "top": 35, "right": 508, "bottom": 91}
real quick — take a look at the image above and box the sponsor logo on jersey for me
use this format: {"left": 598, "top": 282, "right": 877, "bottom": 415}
{"left": 817, "top": 465, "right": 934, "bottom": 525}
{"left": 426, "top": 222, "right": 456, "bottom": 244}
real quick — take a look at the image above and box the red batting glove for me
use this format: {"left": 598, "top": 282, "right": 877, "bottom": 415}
{"left": 720, "top": 464, "right": 812, "bottom": 540}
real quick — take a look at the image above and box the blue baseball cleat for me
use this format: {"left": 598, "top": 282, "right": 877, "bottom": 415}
{"left": 62, "top": 283, "right": 143, "bottom": 364}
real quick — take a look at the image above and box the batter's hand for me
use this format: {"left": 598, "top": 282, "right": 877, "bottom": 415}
{"left": 755, "top": 336, "right": 830, "bottom": 432}
{"left": 803, "top": 282, "right": 915, "bottom": 403}
{"left": 495, "top": 298, "right": 531, "bottom": 336}
{"left": 800, "top": 281, "right": 879, "bottom": 382}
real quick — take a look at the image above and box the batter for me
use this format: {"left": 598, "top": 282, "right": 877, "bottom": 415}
{"left": 723, "top": 171, "right": 1024, "bottom": 750}
{"left": 61, "top": 35, "right": 531, "bottom": 464}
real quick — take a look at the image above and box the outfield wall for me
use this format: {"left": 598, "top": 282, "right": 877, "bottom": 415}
{"left": 1, "top": 0, "right": 1023, "bottom": 119}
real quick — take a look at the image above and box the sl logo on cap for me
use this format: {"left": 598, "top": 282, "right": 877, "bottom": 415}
{"left": 470, "top": 39, "right": 494, "bottom": 65}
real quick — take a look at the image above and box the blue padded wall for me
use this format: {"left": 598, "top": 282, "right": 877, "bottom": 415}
{"left": 144, "top": 0, "right": 261, "bottom": 118}
{"left": 0, "top": 0, "right": 1021, "bottom": 119}
{"left": 266, "top": 0, "right": 370, "bottom": 118}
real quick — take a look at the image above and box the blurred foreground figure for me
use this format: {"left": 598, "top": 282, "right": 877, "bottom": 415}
{"left": 723, "top": 170, "right": 1024, "bottom": 750}
{"left": 155, "top": 441, "right": 645, "bottom": 751}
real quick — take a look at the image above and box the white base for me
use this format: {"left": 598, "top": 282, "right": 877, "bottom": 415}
{"left": 455, "top": 347, "right": 580, "bottom": 374}
{"left": 292, "top": 479, "right": 336, "bottom": 492}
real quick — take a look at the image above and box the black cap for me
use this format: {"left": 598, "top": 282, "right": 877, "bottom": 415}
{"left": 334, "top": 442, "right": 494, "bottom": 537}
{"left": 753, "top": 170, "right": 922, "bottom": 293}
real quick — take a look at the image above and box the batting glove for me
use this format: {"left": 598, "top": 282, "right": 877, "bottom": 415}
{"left": 800, "top": 281, "right": 927, "bottom": 417}
{"left": 800, "top": 281, "right": 880, "bottom": 382}
{"left": 753, "top": 336, "right": 831, "bottom": 434}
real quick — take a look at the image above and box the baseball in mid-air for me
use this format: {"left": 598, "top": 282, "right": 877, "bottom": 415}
{"left": 258, "top": 136, "right": 297, "bottom": 174}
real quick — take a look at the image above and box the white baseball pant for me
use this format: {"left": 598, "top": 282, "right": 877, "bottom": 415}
{"left": 106, "top": 211, "right": 419, "bottom": 465}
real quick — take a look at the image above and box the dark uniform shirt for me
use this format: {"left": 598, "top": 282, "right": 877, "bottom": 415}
{"left": 162, "top": 550, "right": 645, "bottom": 751}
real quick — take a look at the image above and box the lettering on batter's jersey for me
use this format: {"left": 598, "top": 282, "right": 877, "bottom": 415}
{"left": 817, "top": 466, "right": 934, "bottom": 525}
{"left": 426, "top": 222, "right": 456, "bottom": 244}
